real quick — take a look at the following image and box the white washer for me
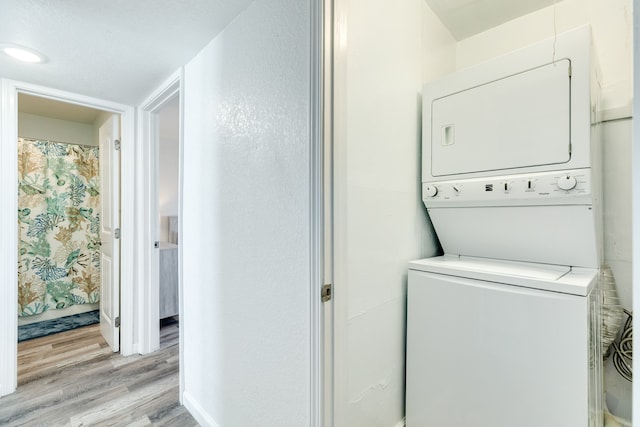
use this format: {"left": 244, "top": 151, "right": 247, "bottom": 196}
{"left": 406, "top": 256, "right": 602, "bottom": 427}
{"left": 407, "top": 26, "right": 604, "bottom": 427}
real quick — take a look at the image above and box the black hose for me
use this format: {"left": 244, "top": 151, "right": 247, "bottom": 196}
{"left": 612, "top": 309, "right": 632, "bottom": 382}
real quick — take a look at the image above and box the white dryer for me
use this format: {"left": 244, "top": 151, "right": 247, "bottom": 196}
{"left": 406, "top": 26, "right": 603, "bottom": 427}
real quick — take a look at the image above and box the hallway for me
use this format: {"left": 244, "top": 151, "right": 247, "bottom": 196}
{"left": 0, "top": 321, "right": 196, "bottom": 426}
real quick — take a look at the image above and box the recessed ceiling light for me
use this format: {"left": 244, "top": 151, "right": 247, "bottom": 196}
{"left": 1, "top": 44, "right": 46, "bottom": 63}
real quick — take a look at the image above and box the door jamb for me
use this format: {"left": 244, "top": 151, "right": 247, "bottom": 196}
{"left": 0, "top": 78, "right": 136, "bottom": 397}
{"left": 311, "top": 0, "right": 330, "bottom": 424}
{"left": 320, "top": 0, "right": 334, "bottom": 425}
{"left": 136, "top": 70, "right": 183, "bottom": 358}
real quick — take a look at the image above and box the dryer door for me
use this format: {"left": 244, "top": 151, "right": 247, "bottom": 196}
{"left": 430, "top": 60, "right": 571, "bottom": 176}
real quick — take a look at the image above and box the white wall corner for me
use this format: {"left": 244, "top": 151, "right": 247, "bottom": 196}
{"left": 182, "top": 391, "right": 221, "bottom": 427}
{"left": 394, "top": 418, "right": 406, "bottom": 427}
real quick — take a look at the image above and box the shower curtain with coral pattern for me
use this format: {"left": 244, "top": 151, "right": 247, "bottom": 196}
{"left": 18, "top": 137, "right": 101, "bottom": 317}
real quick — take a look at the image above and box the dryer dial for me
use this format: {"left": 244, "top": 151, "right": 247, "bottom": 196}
{"left": 557, "top": 175, "right": 577, "bottom": 191}
{"left": 424, "top": 185, "right": 438, "bottom": 197}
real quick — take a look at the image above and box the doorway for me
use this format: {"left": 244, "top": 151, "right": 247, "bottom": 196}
{"left": 155, "top": 94, "right": 180, "bottom": 336}
{"left": 15, "top": 93, "right": 121, "bottom": 364}
{"left": 136, "top": 72, "right": 183, "bottom": 359}
{"left": 0, "top": 79, "right": 136, "bottom": 397}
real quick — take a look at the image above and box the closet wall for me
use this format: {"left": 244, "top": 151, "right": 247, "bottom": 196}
{"left": 333, "top": 1, "right": 451, "bottom": 425}
{"left": 333, "top": 0, "right": 632, "bottom": 425}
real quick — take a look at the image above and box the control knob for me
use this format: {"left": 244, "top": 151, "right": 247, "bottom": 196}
{"left": 557, "top": 175, "right": 577, "bottom": 191}
{"left": 424, "top": 185, "right": 438, "bottom": 197}
{"left": 526, "top": 179, "right": 535, "bottom": 190}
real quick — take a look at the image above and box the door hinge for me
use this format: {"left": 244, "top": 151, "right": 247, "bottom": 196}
{"left": 114, "top": 139, "right": 121, "bottom": 151}
{"left": 321, "top": 283, "right": 332, "bottom": 302}
{"left": 114, "top": 228, "right": 121, "bottom": 239}
{"left": 115, "top": 316, "right": 121, "bottom": 328}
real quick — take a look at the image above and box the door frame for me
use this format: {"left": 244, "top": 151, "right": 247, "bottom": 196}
{"left": 136, "top": 69, "right": 183, "bottom": 357}
{"left": 316, "top": 0, "right": 333, "bottom": 425}
{"left": 0, "top": 79, "right": 136, "bottom": 397}
{"left": 633, "top": 2, "right": 639, "bottom": 419}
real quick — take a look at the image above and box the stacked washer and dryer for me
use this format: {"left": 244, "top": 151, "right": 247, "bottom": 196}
{"left": 406, "top": 26, "right": 604, "bottom": 426}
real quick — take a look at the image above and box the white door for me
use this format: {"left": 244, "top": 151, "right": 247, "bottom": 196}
{"left": 99, "top": 115, "right": 121, "bottom": 352}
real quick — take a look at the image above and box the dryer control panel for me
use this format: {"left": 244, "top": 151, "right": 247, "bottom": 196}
{"left": 423, "top": 168, "right": 593, "bottom": 208}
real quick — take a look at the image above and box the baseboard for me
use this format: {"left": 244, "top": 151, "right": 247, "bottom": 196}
{"left": 394, "top": 417, "right": 406, "bottom": 427}
{"left": 184, "top": 389, "right": 393, "bottom": 427}
{"left": 182, "top": 391, "right": 221, "bottom": 427}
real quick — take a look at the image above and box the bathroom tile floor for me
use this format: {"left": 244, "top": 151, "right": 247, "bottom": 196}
{"left": 0, "top": 321, "right": 197, "bottom": 426}
{"left": 18, "top": 310, "right": 100, "bottom": 342}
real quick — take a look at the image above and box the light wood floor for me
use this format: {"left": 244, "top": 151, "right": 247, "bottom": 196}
{"left": 0, "top": 322, "right": 198, "bottom": 426}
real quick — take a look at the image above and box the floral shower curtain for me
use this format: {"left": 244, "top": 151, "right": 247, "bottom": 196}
{"left": 18, "top": 137, "right": 101, "bottom": 317}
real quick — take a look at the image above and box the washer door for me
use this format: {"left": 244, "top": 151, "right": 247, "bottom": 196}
{"left": 406, "top": 269, "right": 596, "bottom": 427}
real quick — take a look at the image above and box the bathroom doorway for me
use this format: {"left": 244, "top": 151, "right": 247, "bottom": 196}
{"left": 0, "top": 79, "right": 136, "bottom": 397}
{"left": 16, "top": 94, "right": 121, "bottom": 345}
{"left": 15, "top": 93, "right": 123, "bottom": 386}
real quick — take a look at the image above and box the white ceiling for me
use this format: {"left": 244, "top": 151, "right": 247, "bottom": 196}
{"left": 425, "top": 0, "right": 561, "bottom": 40}
{"left": 0, "top": 0, "right": 255, "bottom": 106}
{"left": 2, "top": 0, "right": 563, "bottom": 110}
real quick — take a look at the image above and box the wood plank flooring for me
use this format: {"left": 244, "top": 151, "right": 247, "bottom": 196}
{"left": 0, "top": 322, "right": 198, "bottom": 426}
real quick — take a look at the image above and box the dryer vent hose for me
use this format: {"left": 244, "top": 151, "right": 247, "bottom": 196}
{"left": 600, "top": 265, "right": 632, "bottom": 382}
{"left": 601, "top": 265, "right": 624, "bottom": 356}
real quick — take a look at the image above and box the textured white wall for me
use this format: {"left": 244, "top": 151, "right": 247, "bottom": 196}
{"left": 333, "top": 1, "right": 451, "bottom": 425}
{"left": 18, "top": 112, "right": 95, "bottom": 146}
{"left": 182, "top": 0, "right": 311, "bottom": 425}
